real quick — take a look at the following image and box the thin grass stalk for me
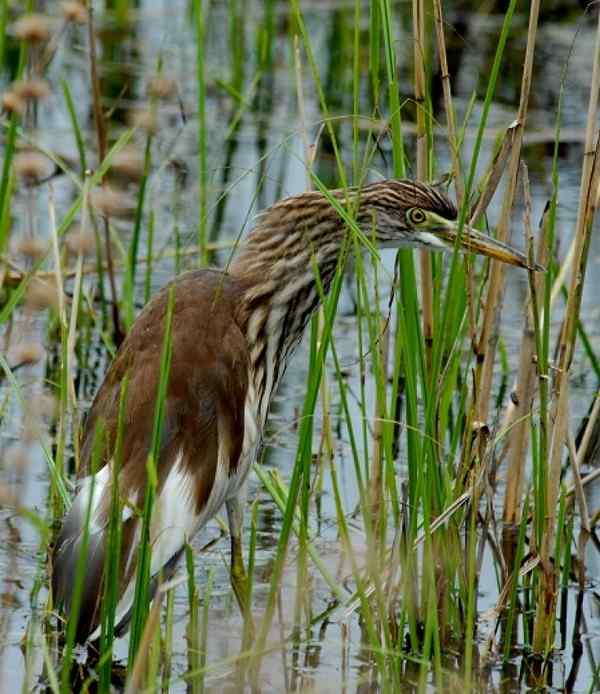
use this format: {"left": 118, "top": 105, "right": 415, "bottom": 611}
{"left": 533, "top": 17, "right": 574, "bottom": 557}
{"left": 0, "top": 0, "right": 7, "bottom": 69}
{"left": 161, "top": 588, "right": 175, "bottom": 692}
{"left": 98, "top": 375, "right": 129, "bottom": 692}
{"left": 66, "top": 179, "right": 91, "bottom": 412}
{"left": 61, "top": 79, "right": 88, "bottom": 173}
{"left": 125, "top": 595, "right": 164, "bottom": 694}
{"left": 0, "top": 35, "right": 27, "bottom": 254}
{"left": 367, "top": 316, "right": 389, "bottom": 533}
{"left": 197, "top": 569, "right": 214, "bottom": 694}
{"left": 85, "top": 1, "right": 122, "bottom": 343}
{"left": 378, "top": 8, "right": 424, "bottom": 594}
{"left": 502, "top": 164, "right": 545, "bottom": 528}
{"left": 475, "top": 0, "right": 540, "bottom": 423}
{"left": 533, "top": 146, "right": 600, "bottom": 659}
{"left": 144, "top": 209, "right": 155, "bottom": 304}
{"left": 127, "top": 287, "right": 175, "bottom": 665}
{"left": 434, "top": 1, "right": 517, "bottom": 509}
{"left": 533, "top": 12, "right": 600, "bottom": 644}
{"left": 502, "top": 495, "right": 529, "bottom": 659}
{"left": 185, "top": 544, "right": 200, "bottom": 693}
{"left": 252, "top": 231, "right": 352, "bottom": 673}
{"left": 194, "top": 0, "right": 208, "bottom": 265}
{"left": 253, "top": 466, "right": 345, "bottom": 601}
{"left": 49, "top": 189, "right": 70, "bottom": 513}
{"left": 412, "top": 0, "right": 433, "bottom": 370}
{"left": 352, "top": 0, "right": 361, "bottom": 183}
{"left": 290, "top": 0, "right": 348, "bottom": 189}
{"left": 567, "top": 428, "right": 590, "bottom": 533}
{"left": 432, "top": 0, "right": 463, "bottom": 203}
{"left": 243, "top": 501, "right": 258, "bottom": 648}
{"left": 60, "top": 424, "right": 105, "bottom": 691}
{"left": 294, "top": 44, "right": 320, "bottom": 630}
{"left": 327, "top": 455, "right": 388, "bottom": 686}
{"left": 125, "top": 133, "right": 153, "bottom": 327}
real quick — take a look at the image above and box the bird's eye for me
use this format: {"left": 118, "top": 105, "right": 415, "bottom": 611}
{"left": 407, "top": 207, "right": 426, "bottom": 225}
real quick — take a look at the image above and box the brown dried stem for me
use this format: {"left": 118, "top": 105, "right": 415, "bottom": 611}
{"left": 532, "top": 11, "right": 600, "bottom": 647}
{"left": 475, "top": 0, "right": 540, "bottom": 424}
{"left": 502, "top": 165, "right": 550, "bottom": 531}
{"left": 85, "top": 2, "right": 123, "bottom": 344}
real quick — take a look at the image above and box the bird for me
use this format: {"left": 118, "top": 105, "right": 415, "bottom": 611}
{"left": 51, "top": 178, "right": 535, "bottom": 642}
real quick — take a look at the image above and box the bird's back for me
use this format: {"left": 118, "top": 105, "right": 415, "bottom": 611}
{"left": 52, "top": 268, "right": 251, "bottom": 640}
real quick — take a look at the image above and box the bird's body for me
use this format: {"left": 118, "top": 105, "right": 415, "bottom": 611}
{"left": 52, "top": 180, "right": 534, "bottom": 641}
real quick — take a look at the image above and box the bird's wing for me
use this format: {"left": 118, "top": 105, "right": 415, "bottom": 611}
{"left": 51, "top": 271, "right": 250, "bottom": 641}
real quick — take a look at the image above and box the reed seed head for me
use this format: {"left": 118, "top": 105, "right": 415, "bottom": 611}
{"left": 25, "top": 276, "right": 60, "bottom": 311}
{"left": 111, "top": 146, "right": 145, "bottom": 183}
{"left": 13, "top": 150, "right": 52, "bottom": 184}
{"left": 130, "top": 108, "right": 159, "bottom": 135}
{"left": 4, "top": 443, "right": 31, "bottom": 473}
{"left": 13, "top": 14, "right": 52, "bottom": 43}
{"left": 12, "top": 79, "right": 50, "bottom": 102}
{"left": 13, "top": 235, "right": 48, "bottom": 260}
{"left": 90, "top": 186, "right": 136, "bottom": 219}
{"left": 61, "top": 1, "right": 87, "bottom": 24}
{"left": 10, "top": 341, "right": 45, "bottom": 367}
{"left": 1, "top": 91, "right": 25, "bottom": 116}
{"left": 147, "top": 76, "right": 177, "bottom": 99}
{"left": 65, "top": 224, "right": 96, "bottom": 257}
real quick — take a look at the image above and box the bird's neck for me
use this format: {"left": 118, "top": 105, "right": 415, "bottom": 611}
{"left": 230, "top": 190, "right": 349, "bottom": 419}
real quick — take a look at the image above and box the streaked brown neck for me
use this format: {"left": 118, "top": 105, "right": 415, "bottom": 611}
{"left": 230, "top": 190, "right": 349, "bottom": 418}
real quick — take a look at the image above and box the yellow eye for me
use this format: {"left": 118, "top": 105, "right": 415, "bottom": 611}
{"left": 407, "top": 207, "right": 426, "bottom": 225}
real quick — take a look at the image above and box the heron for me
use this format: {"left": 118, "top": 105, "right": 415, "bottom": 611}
{"left": 52, "top": 178, "right": 536, "bottom": 641}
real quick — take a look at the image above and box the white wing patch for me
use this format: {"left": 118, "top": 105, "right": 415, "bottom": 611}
{"left": 94, "top": 447, "right": 233, "bottom": 639}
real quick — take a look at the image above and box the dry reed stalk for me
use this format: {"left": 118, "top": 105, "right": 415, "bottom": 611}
{"left": 85, "top": 1, "right": 122, "bottom": 344}
{"left": 567, "top": 426, "right": 591, "bottom": 534}
{"left": 502, "top": 165, "right": 547, "bottom": 527}
{"left": 532, "top": 5, "right": 600, "bottom": 651}
{"left": 412, "top": 0, "right": 433, "bottom": 365}
{"left": 575, "top": 390, "right": 600, "bottom": 466}
{"left": 468, "top": 128, "right": 514, "bottom": 225}
{"left": 475, "top": 0, "right": 540, "bottom": 424}
{"left": 432, "top": 0, "right": 463, "bottom": 205}
{"left": 66, "top": 180, "right": 90, "bottom": 412}
{"left": 124, "top": 593, "right": 164, "bottom": 694}
{"left": 532, "top": 114, "right": 600, "bottom": 655}
{"left": 49, "top": 187, "right": 67, "bottom": 325}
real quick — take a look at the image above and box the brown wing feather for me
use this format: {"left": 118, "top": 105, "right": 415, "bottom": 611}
{"left": 52, "top": 269, "right": 250, "bottom": 640}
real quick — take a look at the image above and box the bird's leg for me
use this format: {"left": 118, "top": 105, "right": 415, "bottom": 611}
{"left": 226, "top": 496, "right": 252, "bottom": 624}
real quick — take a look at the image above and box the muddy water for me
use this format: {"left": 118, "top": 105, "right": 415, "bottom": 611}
{"left": 1, "top": 2, "right": 600, "bottom": 691}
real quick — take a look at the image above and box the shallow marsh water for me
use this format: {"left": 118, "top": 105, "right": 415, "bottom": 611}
{"left": 1, "top": 1, "right": 600, "bottom": 692}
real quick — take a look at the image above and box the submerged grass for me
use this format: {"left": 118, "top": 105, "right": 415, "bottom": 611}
{"left": 0, "top": 1, "right": 599, "bottom": 692}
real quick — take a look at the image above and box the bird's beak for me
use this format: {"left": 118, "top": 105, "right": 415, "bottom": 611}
{"left": 431, "top": 216, "right": 544, "bottom": 271}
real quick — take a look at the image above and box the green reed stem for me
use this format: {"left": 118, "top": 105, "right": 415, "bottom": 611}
{"left": 128, "top": 287, "right": 175, "bottom": 666}
{"left": 194, "top": 0, "right": 208, "bottom": 265}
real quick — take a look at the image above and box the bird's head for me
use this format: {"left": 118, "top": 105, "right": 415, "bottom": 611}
{"left": 357, "top": 179, "right": 541, "bottom": 271}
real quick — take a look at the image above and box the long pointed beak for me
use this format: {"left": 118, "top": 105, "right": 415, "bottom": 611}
{"left": 435, "top": 219, "right": 544, "bottom": 272}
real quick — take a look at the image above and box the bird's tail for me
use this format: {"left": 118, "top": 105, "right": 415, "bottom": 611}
{"left": 51, "top": 466, "right": 143, "bottom": 642}
{"left": 51, "top": 459, "right": 197, "bottom": 643}
{"left": 51, "top": 469, "right": 112, "bottom": 642}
